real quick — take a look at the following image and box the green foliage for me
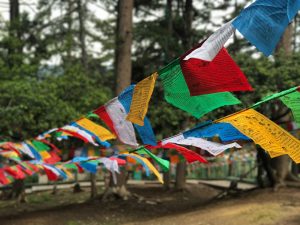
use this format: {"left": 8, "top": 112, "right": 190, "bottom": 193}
{"left": 0, "top": 0, "right": 300, "bottom": 143}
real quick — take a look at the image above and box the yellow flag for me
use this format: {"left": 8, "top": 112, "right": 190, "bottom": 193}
{"left": 126, "top": 72, "right": 158, "bottom": 126}
{"left": 76, "top": 118, "right": 116, "bottom": 141}
{"left": 126, "top": 153, "right": 163, "bottom": 184}
{"left": 40, "top": 151, "right": 51, "bottom": 159}
{"left": 57, "top": 165, "right": 74, "bottom": 179}
{"left": 219, "top": 109, "right": 300, "bottom": 163}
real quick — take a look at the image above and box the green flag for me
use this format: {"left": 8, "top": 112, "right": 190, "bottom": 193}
{"left": 32, "top": 140, "right": 50, "bottom": 152}
{"left": 280, "top": 91, "right": 300, "bottom": 125}
{"left": 136, "top": 147, "right": 170, "bottom": 172}
{"left": 253, "top": 86, "right": 298, "bottom": 108}
{"left": 159, "top": 59, "right": 241, "bottom": 118}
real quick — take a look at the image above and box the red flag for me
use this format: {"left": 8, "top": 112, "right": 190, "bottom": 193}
{"left": 180, "top": 43, "right": 253, "bottom": 96}
{"left": 43, "top": 166, "right": 59, "bottom": 181}
{"left": 94, "top": 106, "right": 117, "bottom": 135}
{"left": 147, "top": 142, "right": 207, "bottom": 163}
{"left": 4, "top": 166, "right": 26, "bottom": 179}
{"left": 0, "top": 169, "right": 10, "bottom": 185}
{"left": 58, "top": 128, "right": 89, "bottom": 143}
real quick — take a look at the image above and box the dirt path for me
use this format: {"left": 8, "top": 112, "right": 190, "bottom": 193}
{"left": 0, "top": 184, "right": 300, "bottom": 225}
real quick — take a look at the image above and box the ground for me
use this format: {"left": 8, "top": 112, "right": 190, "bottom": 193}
{"left": 0, "top": 182, "right": 300, "bottom": 225}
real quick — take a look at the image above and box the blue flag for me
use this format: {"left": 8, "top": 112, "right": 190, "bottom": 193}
{"left": 233, "top": 0, "right": 300, "bottom": 56}
{"left": 183, "top": 122, "right": 251, "bottom": 142}
{"left": 80, "top": 161, "right": 98, "bottom": 174}
{"left": 118, "top": 85, "right": 157, "bottom": 146}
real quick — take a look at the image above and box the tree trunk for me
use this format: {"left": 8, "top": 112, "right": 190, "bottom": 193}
{"left": 115, "top": 0, "right": 133, "bottom": 95}
{"left": 77, "top": 0, "right": 88, "bottom": 71}
{"left": 10, "top": 179, "right": 26, "bottom": 204}
{"left": 183, "top": 0, "right": 193, "bottom": 50}
{"left": 66, "top": 0, "right": 74, "bottom": 60}
{"left": 175, "top": 161, "right": 186, "bottom": 190}
{"left": 101, "top": 0, "right": 134, "bottom": 201}
{"left": 165, "top": 0, "right": 173, "bottom": 61}
{"left": 163, "top": 168, "right": 171, "bottom": 190}
{"left": 90, "top": 173, "right": 97, "bottom": 198}
{"left": 9, "top": 0, "right": 21, "bottom": 68}
{"left": 9, "top": 0, "right": 20, "bottom": 38}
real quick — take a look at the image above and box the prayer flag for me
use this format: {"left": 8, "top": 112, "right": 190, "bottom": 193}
{"left": 76, "top": 118, "right": 116, "bottom": 141}
{"left": 162, "top": 134, "right": 241, "bottom": 156}
{"left": 148, "top": 142, "right": 207, "bottom": 163}
{"left": 119, "top": 153, "right": 163, "bottom": 183}
{"left": 118, "top": 85, "right": 157, "bottom": 146}
{"left": 184, "top": 21, "right": 235, "bottom": 62}
{"left": 232, "top": 0, "right": 300, "bottom": 56}
{"left": 95, "top": 98, "right": 138, "bottom": 146}
{"left": 183, "top": 121, "right": 251, "bottom": 142}
{"left": 159, "top": 59, "right": 242, "bottom": 118}
{"left": 219, "top": 109, "right": 300, "bottom": 163}
{"left": 180, "top": 43, "right": 252, "bottom": 96}
{"left": 280, "top": 90, "right": 300, "bottom": 125}
{"left": 136, "top": 147, "right": 169, "bottom": 172}
{"left": 126, "top": 73, "right": 158, "bottom": 126}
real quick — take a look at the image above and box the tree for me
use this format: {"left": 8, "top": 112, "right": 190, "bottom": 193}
{"left": 115, "top": 0, "right": 133, "bottom": 95}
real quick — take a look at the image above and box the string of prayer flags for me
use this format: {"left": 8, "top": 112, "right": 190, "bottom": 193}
{"left": 0, "top": 150, "right": 21, "bottom": 162}
{"left": 31, "top": 140, "right": 51, "bottom": 160}
{"left": 43, "top": 151, "right": 61, "bottom": 164}
{"left": 280, "top": 90, "right": 300, "bottom": 125}
{"left": 184, "top": 20, "right": 235, "bottom": 62}
{"left": 136, "top": 147, "right": 170, "bottom": 172}
{"left": 118, "top": 85, "right": 157, "bottom": 146}
{"left": 0, "top": 169, "right": 11, "bottom": 185}
{"left": 23, "top": 142, "right": 42, "bottom": 160}
{"left": 119, "top": 153, "right": 163, "bottom": 183}
{"left": 75, "top": 118, "right": 116, "bottom": 141}
{"left": 183, "top": 121, "right": 251, "bottom": 142}
{"left": 57, "top": 165, "right": 74, "bottom": 179}
{"left": 4, "top": 166, "right": 26, "bottom": 179}
{"left": 98, "top": 158, "right": 120, "bottom": 173}
{"left": 127, "top": 73, "right": 158, "bottom": 126}
{"left": 18, "top": 163, "right": 35, "bottom": 176}
{"left": 94, "top": 106, "right": 117, "bottom": 135}
{"left": 162, "top": 134, "right": 241, "bottom": 156}
{"left": 252, "top": 86, "right": 299, "bottom": 108}
{"left": 94, "top": 98, "right": 138, "bottom": 146}
{"left": 80, "top": 161, "right": 98, "bottom": 174}
{"left": 219, "top": 109, "right": 300, "bottom": 163}
{"left": 147, "top": 142, "right": 207, "bottom": 163}
{"left": 59, "top": 126, "right": 97, "bottom": 145}
{"left": 43, "top": 165, "right": 62, "bottom": 181}
{"left": 232, "top": 0, "right": 300, "bottom": 56}
{"left": 159, "top": 59, "right": 242, "bottom": 118}
{"left": 70, "top": 122, "right": 111, "bottom": 147}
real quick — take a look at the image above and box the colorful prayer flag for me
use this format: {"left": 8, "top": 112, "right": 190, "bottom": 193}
{"left": 126, "top": 73, "right": 158, "bottom": 126}
{"left": 280, "top": 90, "right": 300, "bottom": 125}
{"left": 162, "top": 134, "right": 241, "bottom": 156}
{"left": 180, "top": 43, "right": 253, "bottom": 96}
{"left": 95, "top": 98, "right": 138, "bottom": 146}
{"left": 76, "top": 118, "right": 116, "bottom": 141}
{"left": 184, "top": 21, "right": 235, "bottom": 62}
{"left": 118, "top": 85, "right": 157, "bottom": 146}
{"left": 219, "top": 109, "right": 300, "bottom": 163}
{"left": 159, "top": 59, "right": 242, "bottom": 118}
{"left": 183, "top": 121, "right": 251, "bottom": 142}
{"left": 232, "top": 0, "right": 300, "bottom": 56}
